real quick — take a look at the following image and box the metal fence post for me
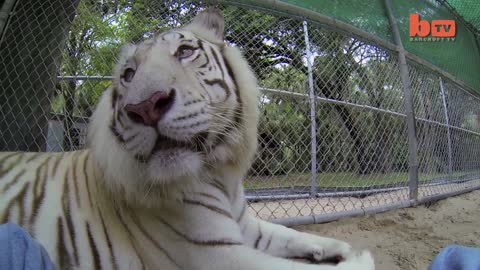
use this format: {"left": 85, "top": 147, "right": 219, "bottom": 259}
{"left": 439, "top": 77, "right": 453, "bottom": 174}
{"left": 384, "top": 0, "right": 420, "bottom": 202}
{"left": 302, "top": 20, "right": 317, "bottom": 197}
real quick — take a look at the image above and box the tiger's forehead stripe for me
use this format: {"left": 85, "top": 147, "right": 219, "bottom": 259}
{"left": 126, "top": 30, "right": 205, "bottom": 67}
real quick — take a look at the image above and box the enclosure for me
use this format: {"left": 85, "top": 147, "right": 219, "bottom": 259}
{"left": 1, "top": 0, "right": 479, "bottom": 225}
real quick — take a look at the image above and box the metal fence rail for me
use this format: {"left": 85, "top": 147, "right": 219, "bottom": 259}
{"left": 1, "top": 0, "right": 479, "bottom": 225}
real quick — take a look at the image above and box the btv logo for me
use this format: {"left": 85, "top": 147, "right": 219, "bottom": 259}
{"left": 409, "top": 14, "right": 456, "bottom": 40}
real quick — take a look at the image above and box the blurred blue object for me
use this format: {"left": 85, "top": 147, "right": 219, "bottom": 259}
{"left": 0, "top": 223, "right": 55, "bottom": 270}
{"left": 429, "top": 244, "right": 480, "bottom": 270}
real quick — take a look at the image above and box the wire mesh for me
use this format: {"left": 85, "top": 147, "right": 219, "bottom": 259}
{"left": 0, "top": 0, "right": 479, "bottom": 222}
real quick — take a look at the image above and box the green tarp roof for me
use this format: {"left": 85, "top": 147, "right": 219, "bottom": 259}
{"left": 251, "top": 0, "right": 480, "bottom": 93}
{"left": 446, "top": 0, "right": 480, "bottom": 35}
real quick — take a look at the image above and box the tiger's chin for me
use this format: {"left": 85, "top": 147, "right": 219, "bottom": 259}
{"left": 145, "top": 148, "right": 204, "bottom": 185}
{"left": 99, "top": 147, "right": 206, "bottom": 206}
{"left": 129, "top": 132, "right": 207, "bottom": 185}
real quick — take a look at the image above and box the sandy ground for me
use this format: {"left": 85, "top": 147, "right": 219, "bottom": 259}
{"left": 292, "top": 190, "right": 480, "bottom": 270}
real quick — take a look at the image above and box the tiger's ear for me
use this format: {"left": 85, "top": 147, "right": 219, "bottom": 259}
{"left": 118, "top": 43, "right": 136, "bottom": 60}
{"left": 115, "top": 43, "right": 136, "bottom": 68}
{"left": 184, "top": 8, "right": 225, "bottom": 41}
{"left": 114, "top": 43, "right": 136, "bottom": 78}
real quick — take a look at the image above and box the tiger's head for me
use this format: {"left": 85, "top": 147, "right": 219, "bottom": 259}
{"left": 88, "top": 9, "right": 259, "bottom": 201}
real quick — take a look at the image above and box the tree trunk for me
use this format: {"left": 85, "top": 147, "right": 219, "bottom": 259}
{"left": 333, "top": 105, "right": 373, "bottom": 174}
{"left": 315, "top": 69, "right": 373, "bottom": 174}
{"left": 372, "top": 112, "right": 394, "bottom": 173}
{"left": 0, "top": 0, "right": 80, "bottom": 151}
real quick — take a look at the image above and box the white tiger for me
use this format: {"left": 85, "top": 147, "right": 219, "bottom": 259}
{"left": 0, "top": 9, "right": 374, "bottom": 270}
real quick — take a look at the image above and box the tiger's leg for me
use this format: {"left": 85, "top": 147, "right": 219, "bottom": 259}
{"left": 189, "top": 244, "right": 374, "bottom": 270}
{"left": 241, "top": 213, "right": 354, "bottom": 262}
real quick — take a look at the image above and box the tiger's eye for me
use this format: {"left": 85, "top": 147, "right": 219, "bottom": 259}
{"left": 123, "top": 68, "right": 136, "bottom": 83}
{"left": 176, "top": 46, "right": 196, "bottom": 59}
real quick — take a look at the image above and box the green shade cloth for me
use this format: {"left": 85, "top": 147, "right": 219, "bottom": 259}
{"left": 244, "top": 0, "right": 480, "bottom": 93}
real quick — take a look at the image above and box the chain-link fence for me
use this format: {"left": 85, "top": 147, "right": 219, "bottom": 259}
{"left": 1, "top": 0, "right": 479, "bottom": 225}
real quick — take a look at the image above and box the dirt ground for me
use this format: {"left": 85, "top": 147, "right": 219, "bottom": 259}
{"left": 294, "top": 190, "right": 480, "bottom": 270}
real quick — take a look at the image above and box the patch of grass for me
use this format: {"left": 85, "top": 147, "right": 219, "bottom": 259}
{"left": 244, "top": 171, "right": 467, "bottom": 189}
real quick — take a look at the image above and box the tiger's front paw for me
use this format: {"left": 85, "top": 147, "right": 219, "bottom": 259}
{"left": 288, "top": 235, "right": 353, "bottom": 263}
{"left": 337, "top": 250, "right": 375, "bottom": 270}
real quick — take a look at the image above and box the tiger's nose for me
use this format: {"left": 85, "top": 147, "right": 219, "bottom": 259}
{"left": 125, "top": 90, "right": 176, "bottom": 126}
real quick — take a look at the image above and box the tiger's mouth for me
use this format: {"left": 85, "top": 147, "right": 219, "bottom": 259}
{"left": 152, "top": 134, "right": 194, "bottom": 151}
{"left": 135, "top": 133, "right": 207, "bottom": 163}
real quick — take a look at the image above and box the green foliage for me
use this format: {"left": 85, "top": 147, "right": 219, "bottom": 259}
{"left": 261, "top": 66, "right": 307, "bottom": 93}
